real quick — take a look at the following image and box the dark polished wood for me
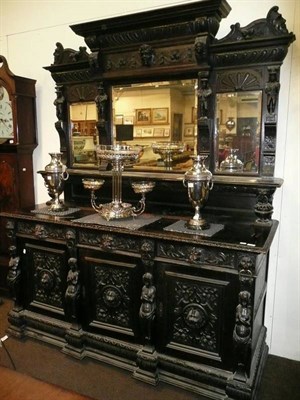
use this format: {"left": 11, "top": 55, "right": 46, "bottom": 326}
{"left": 1, "top": 206, "right": 278, "bottom": 399}
{"left": 0, "top": 1, "right": 296, "bottom": 400}
{"left": 0, "top": 56, "right": 37, "bottom": 296}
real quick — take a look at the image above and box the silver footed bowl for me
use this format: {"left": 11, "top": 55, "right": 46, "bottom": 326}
{"left": 82, "top": 178, "right": 105, "bottom": 191}
{"left": 152, "top": 142, "right": 185, "bottom": 156}
{"left": 96, "top": 144, "right": 143, "bottom": 164}
{"left": 131, "top": 181, "right": 156, "bottom": 194}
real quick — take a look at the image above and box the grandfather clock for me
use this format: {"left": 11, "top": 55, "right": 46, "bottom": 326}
{"left": 0, "top": 55, "right": 37, "bottom": 295}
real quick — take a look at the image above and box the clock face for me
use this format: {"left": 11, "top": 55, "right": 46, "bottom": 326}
{"left": 0, "top": 84, "right": 14, "bottom": 138}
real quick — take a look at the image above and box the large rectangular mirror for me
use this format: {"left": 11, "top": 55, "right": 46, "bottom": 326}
{"left": 70, "top": 101, "right": 99, "bottom": 166}
{"left": 215, "top": 91, "right": 262, "bottom": 174}
{"left": 111, "top": 79, "right": 197, "bottom": 172}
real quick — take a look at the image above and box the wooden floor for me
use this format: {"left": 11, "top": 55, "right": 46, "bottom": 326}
{"left": 0, "top": 365, "right": 94, "bottom": 400}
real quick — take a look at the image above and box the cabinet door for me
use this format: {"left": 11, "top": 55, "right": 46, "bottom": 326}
{"left": 79, "top": 248, "right": 142, "bottom": 341}
{"left": 22, "top": 240, "right": 69, "bottom": 319}
{"left": 156, "top": 261, "right": 238, "bottom": 369}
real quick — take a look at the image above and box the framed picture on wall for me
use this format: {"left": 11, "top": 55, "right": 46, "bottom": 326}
{"left": 184, "top": 125, "right": 194, "bottom": 137}
{"left": 136, "top": 109, "right": 151, "bottom": 125}
{"left": 135, "top": 128, "right": 142, "bottom": 137}
{"left": 114, "top": 114, "right": 123, "bottom": 124}
{"left": 152, "top": 108, "right": 169, "bottom": 124}
{"left": 142, "top": 128, "right": 153, "bottom": 137}
{"left": 124, "top": 115, "right": 134, "bottom": 125}
{"left": 153, "top": 128, "right": 165, "bottom": 137}
{"left": 164, "top": 128, "right": 170, "bottom": 137}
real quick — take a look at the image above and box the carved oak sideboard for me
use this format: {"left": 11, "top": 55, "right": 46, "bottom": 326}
{"left": 1, "top": 208, "right": 278, "bottom": 400}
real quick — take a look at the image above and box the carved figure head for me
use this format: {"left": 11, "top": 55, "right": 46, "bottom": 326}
{"left": 139, "top": 44, "right": 155, "bottom": 67}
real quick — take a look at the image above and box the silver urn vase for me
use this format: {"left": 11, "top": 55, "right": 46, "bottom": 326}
{"left": 38, "top": 152, "right": 69, "bottom": 212}
{"left": 183, "top": 155, "right": 213, "bottom": 230}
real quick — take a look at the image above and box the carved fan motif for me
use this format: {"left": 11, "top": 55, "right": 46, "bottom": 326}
{"left": 217, "top": 71, "right": 261, "bottom": 91}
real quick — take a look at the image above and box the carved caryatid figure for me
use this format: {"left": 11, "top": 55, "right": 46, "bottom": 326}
{"left": 139, "top": 272, "right": 156, "bottom": 341}
{"left": 95, "top": 83, "right": 108, "bottom": 122}
{"left": 233, "top": 291, "right": 252, "bottom": 344}
{"left": 198, "top": 76, "right": 212, "bottom": 119}
{"left": 54, "top": 85, "right": 65, "bottom": 121}
{"left": 7, "top": 245, "right": 21, "bottom": 301}
{"left": 65, "top": 257, "right": 80, "bottom": 320}
{"left": 265, "top": 67, "right": 280, "bottom": 115}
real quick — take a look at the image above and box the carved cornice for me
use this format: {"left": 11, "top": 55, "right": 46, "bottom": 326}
{"left": 213, "top": 46, "right": 288, "bottom": 68}
{"left": 217, "top": 6, "right": 293, "bottom": 43}
{"left": 49, "top": 69, "right": 93, "bottom": 85}
{"left": 70, "top": 0, "right": 231, "bottom": 51}
{"left": 92, "top": 17, "right": 219, "bottom": 50}
{"left": 211, "top": 6, "right": 295, "bottom": 67}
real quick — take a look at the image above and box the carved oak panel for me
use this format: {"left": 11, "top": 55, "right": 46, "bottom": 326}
{"left": 24, "top": 242, "right": 68, "bottom": 315}
{"left": 155, "top": 260, "right": 238, "bottom": 367}
{"left": 81, "top": 251, "right": 141, "bottom": 338}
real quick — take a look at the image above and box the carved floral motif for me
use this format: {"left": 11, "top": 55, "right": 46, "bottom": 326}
{"left": 79, "top": 230, "right": 139, "bottom": 253}
{"left": 158, "top": 243, "right": 234, "bottom": 268}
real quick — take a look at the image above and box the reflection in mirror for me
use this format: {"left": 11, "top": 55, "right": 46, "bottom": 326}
{"left": 216, "top": 91, "right": 262, "bottom": 174}
{"left": 112, "top": 79, "right": 197, "bottom": 172}
{"left": 70, "top": 102, "right": 99, "bottom": 166}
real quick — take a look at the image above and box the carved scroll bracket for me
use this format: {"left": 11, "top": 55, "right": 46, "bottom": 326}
{"left": 254, "top": 189, "right": 274, "bottom": 225}
{"left": 231, "top": 254, "right": 256, "bottom": 382}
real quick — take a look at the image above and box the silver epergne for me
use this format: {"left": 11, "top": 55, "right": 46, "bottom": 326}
{"left": 183, "top": 155, "right": 213, "bottom": 230}
{"left": 38, "top": 152, "right": 69, "bottom": 212}
{"left": 83, "top": 145, "right": 155, "bottom": 220}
